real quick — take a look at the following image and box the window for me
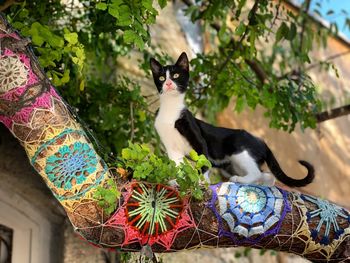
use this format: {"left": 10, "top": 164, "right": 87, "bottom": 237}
{"left": 0, "top": 225, "right": 13, "bottom": 263}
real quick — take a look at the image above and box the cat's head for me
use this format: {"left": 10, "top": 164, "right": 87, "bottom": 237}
{"left": 150, "top": 52, "right": 189, "bottom": 96}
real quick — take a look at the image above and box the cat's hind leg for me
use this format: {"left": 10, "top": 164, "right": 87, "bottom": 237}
{"left": 229, "top": 151, "right": 264, "bottom": 185}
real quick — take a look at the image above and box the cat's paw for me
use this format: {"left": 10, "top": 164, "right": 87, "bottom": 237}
{"left": 168, "top": 179, "right": 179, "bottom": 188}
{"left": 261, "top": 172, "right": 275, "bottom": 186}
{"left": 203, "top": 170, "right": 211, "bottom": 183}
{"left": 229, "top": 175, "right": 240, "bottom": 183}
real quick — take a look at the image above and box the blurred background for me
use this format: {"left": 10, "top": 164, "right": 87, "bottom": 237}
{"left": 1, "top": 0, "right": 350, "bottom": 262}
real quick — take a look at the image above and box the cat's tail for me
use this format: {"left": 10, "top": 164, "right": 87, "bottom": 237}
{"left": 265, "top": 145, "right": 315, "bottom": 187}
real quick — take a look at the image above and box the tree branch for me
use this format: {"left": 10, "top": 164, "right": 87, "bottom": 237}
{"left": 298, "top": 0, "right": 312, "bottom": 60}
{"left": 244, "top": 59, "right": 267, "bottom": 83}
{"left": 278, "top": 50, "right": 350, "bottom": 80}
{"left": 267, "top": 0, "right": 282, "bottom": 38}
{"left": 129, "top": 102, "right": 135, "bottom": 142}
{"left": 0, "top": 0, "right": 18, "bottom": 12}
{"left": 305, "top": 50, "right": 350, "bottom": 71}
{"left": 217, "top": 0, "right": 261, "bottom": 75}
{"left": 181, "top": 0, "right": 269, "bottom": 85}
{"left": 316, "top": 104, "right": 350, "bottom": 122}
{"left": 181, "top": 0, "right": 350, "bottom": 123}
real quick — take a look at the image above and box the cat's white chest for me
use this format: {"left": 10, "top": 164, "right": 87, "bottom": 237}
{"left": 155, "top": 114, "right": 192, "bottom": 156}
{"left": 155, "top": 95, "right": 192, "bottom": 162}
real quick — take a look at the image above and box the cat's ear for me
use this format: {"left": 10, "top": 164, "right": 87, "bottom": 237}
{"left": 150, "top": 58, "right": 162, "bottom": 75}
{"left": 175, "top": 52, "right": 189, "bottom": 71}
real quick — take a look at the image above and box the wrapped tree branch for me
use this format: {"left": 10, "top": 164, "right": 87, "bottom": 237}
{"left": 0, "top": 14, "right": 349, "bottom": 262}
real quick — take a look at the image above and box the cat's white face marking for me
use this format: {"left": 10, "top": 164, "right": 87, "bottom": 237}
{"left": 162, "top": 70, "right": 177, "bottom": 94}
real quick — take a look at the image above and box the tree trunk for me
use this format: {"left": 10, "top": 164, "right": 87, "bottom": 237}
{"left": 0, "top": 14, "right": 349, "bottom": 263}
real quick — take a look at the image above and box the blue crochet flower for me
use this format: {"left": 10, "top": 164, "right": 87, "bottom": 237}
{"left": 302, "top": 194, "right": 350, "bottom": 245}
{"left": 210, "top": 183, "right": 289, "bottom": 243}
{"left": 45, "top": 142, "right": 97, "bottom": 190}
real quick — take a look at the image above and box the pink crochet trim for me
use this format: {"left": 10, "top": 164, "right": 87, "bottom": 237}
{"left": 0, "top": 32, "right": 20, "bottom": 40}
{"left": 105, "top": 182, "right": 196, "bottom": 250}
{"left": 0, "top": 87, "right": 59, "bottom": 128}
{"left": 0, "top": 49, "right": 60, "bottom": 128}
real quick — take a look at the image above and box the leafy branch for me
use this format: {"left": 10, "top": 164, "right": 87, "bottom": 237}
{"left": 120, "top": 143, "right": 211, "bottom": 200}
{"left": 183, "top": 0, "right": 350, "bottom": 128}
{"left": 94, "top": 178, "right": 121, "bottom": 215}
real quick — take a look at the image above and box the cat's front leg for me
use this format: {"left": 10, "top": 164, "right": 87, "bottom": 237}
{"left": 168, "top": 150, "right": 185, "bottom": 166}
{"left": 203, "top": 170, "right": 210, "bottom": 183}
{"left": 229, "top": 175, "right": 261, "bottom": 184}
{"left": 168, "top": 179, "right": 179, "bottom": 188}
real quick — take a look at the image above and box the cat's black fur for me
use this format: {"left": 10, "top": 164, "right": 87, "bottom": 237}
{"left": 150, "top": 52, "right": 315, "bottom": 187}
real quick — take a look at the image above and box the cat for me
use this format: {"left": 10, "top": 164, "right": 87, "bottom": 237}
{"left": 150, "top": 52, "right": 315, "bottom": 187}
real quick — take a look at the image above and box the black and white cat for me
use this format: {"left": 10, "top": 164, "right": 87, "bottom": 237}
{"left": 150, "top": 52, "right": 315, "bottom": 187}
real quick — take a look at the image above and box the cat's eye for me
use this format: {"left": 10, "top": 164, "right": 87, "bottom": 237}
{"left": 173, "top": 73, "right": 180, "bottom": 79}
{"left": 159, "top": 76, "right": 165, "bottom": 81}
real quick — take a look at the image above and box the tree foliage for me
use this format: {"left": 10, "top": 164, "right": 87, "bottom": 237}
{"left": 121, "top": 143, "right": 211, "bottom": 199}
{"left": 4, "top": 0, "right": 349, "bottom": 153}
{"left": 3, "top": 1, "right": 350, "bottom": 261}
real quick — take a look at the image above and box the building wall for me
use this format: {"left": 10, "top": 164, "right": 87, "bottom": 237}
{"left": 0, "top": 126, "right": 65, "bottom": 263}
{"left": 216, "top": 10, "right": 350, "bottom": 209}
{"left": 119, "top": 2, "right": 350, "bottom": 262}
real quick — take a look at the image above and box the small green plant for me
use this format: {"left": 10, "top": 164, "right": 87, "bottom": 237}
{"left": 120, "top": 142, "right": 211, "bottom": 200}
{"left": 93, "top": 178, "right": 121, "bottom": 215}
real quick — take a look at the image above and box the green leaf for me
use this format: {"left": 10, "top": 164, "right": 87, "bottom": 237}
{"left": 137, "top": 110, "right": 146, "bottom": 121}
{"left": 134, "top": 35, "right": 145, "bottom": 50}
{"left": 108, "top": 6, "right": 119, "bottom": 18}
{"left": 235, "top": 96, "right": 245, "bottom": 112}
{"left": 121, "top": 148, "right": 131, "bottom": 159}
{"left": 276, "top": 22, "right": 289, "bottom": 42}
{"left": 197, "top": 155, "right": 211, "bottom": 169}
{"left": 123, "top": 30, "right": 137, "bottom": 43}
{"left": 193, "top": 188, "right": 203, "bottom": 200}
{"left": 142, "top": 0, "right": 153, "bottom": 10}
{"left": 64, "top": 32, "right": 78, "bottom": 45}
{"left": 96, "top": 3, "right": 108, "bottom": 10}
{"left": 288, "top": 23, "right": 297, "bottom": 40}
{"left": 158, "top": 0, "right": 167, "bottom": 8}
{"left": 32, "top": 34, "right": 45, "bottom": 46}
{"left": 61, "top": 69, "right": 70, "bottom": 85}
{"left": 79, "top": 79, "right": 85, "bottom": 91}
{"left": 235, "top": 22, "right": 246, "bottom": 36}
{"left": 189, "top": 150, "right": 199, "bottom": 161}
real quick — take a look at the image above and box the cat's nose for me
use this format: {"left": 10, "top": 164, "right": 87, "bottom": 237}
{"left": 165, "top": 81, "right": 173, "bottom": 90}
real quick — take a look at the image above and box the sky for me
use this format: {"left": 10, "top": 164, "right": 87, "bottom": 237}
{"left": 300, "top": 0, "right": 350, "bottom": 40}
